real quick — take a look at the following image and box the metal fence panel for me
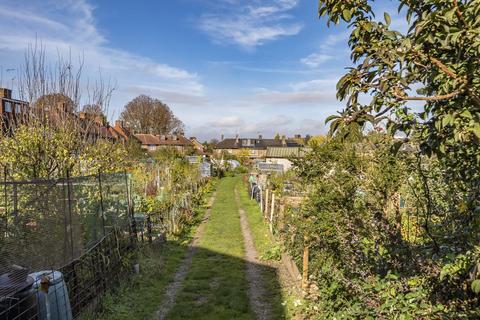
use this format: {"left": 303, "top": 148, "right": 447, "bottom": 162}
{"left": 0, "top": 172, "right": 136, "bottom": 319}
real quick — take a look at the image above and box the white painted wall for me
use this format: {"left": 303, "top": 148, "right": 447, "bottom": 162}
{"left": 265, "top": 158, "right": 293, "bottom": 172}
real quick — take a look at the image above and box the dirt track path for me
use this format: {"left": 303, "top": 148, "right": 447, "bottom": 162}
{"left": 154, "top": 192, "right": 217, "bottom": 320}
{"left": 235, "top": 189, "right": 272, "bottom": 320}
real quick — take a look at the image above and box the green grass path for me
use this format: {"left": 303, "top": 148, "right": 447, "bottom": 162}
{"left": 166, "top": 177, "right": 254, "bottom": 319}
{"left": 96, "top": 176, "right": 295, "bottom": 320}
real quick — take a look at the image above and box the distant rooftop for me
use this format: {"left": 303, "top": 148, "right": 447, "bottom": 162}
{"left": 266, "top": 146, "right": 311, "bottom": 158}
{"left": 134, "top": 134, "right": 193, "bottom": 146}
{"left": 215, "top": 136, "right": 302, "bottom": 150}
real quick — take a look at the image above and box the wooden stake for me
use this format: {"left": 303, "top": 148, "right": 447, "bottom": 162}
{"left": 270, "top": 192, "right": 275, "bottom": 234}
{"left": 265, "top": 189, "right": 269, "bottom": 219}
{"left": 302, "top": 245, "right": 309, "bottom": 290}
{"left": 279, "top": 202, "right": 285, "bottom": 231}
{"left": 259, "top": 188, "right": 263, "bottom": 213}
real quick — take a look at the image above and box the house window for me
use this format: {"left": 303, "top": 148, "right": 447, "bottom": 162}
{"left": 15, "top": 104, "right": 21, "bottom": 114}
{"left": 4, "top": 101, "right": 12, "bottom": 113}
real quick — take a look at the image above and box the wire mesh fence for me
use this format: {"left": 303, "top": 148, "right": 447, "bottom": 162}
{"left": 0, "top": 172, "right": 136, "bottom": 320}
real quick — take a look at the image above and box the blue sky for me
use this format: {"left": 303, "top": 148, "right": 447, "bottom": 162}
{"left": 0, "top": 0, "right": 400, "bottom": 141}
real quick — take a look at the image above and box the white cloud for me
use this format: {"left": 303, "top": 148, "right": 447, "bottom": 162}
{"left": 0, "top": 0, "right": 204, "bottom": 118}
{"left": 289, "top": 78, "right": 339, "bottom": 91}
{"left": 300, "top": 31, "right": 349, "bottom": 68}
{"left": 299, "top": 118, "right": 326, "bottom": 132}
{"left": 253, "top": 90, "right": 336, "bottom": 105}
{"left": 209, "top": 116, "right": 245, "bottom": 128}
{"left": 0, "top": 5, "right": 68, "bottom": 31}
{"left": 199, "top": 0, "right": 302, "bottom": 49}
{"left": 189, "top": 114, "right": 326, "bottom": 142}
{"left": 300, "top": 53, "right": 333, "bottom": 68}
{"left": 126, "top": 85, "right": 209, "bottom": 106}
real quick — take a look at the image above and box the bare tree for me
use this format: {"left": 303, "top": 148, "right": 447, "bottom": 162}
{"left": 82, "top": 104, "right": 104, "bottom": 116}
{"left": 120, "top": 95, "right": 184, "bottom": 135}
{"left": 0, "top": 41, "right": 119, "bottom": 179}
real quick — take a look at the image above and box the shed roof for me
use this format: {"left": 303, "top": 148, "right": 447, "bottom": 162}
{"left": 266, "top": 147, "right": 311, "bottom": 158}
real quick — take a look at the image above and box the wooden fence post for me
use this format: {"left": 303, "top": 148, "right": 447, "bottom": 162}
{"left": 147, "top": 214, "right": 153, "bottom": 243}
{"left": 302, "top": 244, "right": 309, "bottom": 290}
{"left": 260, "top": 188, "right": 263, "bottom": 213}
{"left": 270, "top": 192, "right": 275, "bottom": 234}
{"left": 264, "top": 189, "right": 269, "bottom": 219}
{"left": 279, "top": 200, "right": 285, "bottom": 232}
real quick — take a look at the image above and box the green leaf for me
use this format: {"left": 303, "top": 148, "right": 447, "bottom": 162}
{"left": 461, "top": 110, "right": 473, "bottom": 119}
{"left": 342, "top": 9, "right": 352, "bottom": 22}
{"left": 325, "top": 114, "right": 340, "bottom": 124}
{"left": 473, "top": 124, "right": 480, "bottom": 139}
{"left": 384, "top": 12, "right": 391, "bottom": 26}
{"left": 439, "top": 143, "right": 446, "bottom": 154}
{"left": 442, "top": 114, "right": 453, "bottom": 127}
{"left": 363, "top": 22, "right": 373, "bottom": 32}
{"left": 471, "top": 279, "right": 480, "bottom": 294}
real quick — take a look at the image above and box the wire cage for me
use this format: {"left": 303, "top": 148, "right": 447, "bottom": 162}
{"left": 0, "top": 172, "right": 136, "bottom": 319}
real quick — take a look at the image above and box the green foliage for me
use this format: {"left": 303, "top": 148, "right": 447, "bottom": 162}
{"left": 307, "top": 1, "right": 480, "bottom": 316}
{"left": 234, "top": 166, "right": 249, "bottom": 174}
{"left": 284, "top": 133, "right": 480, "bottom": 317}
{"left": 319, "top": 0, "right": 480, "bottom": 194}
{"left": 0, "top": 120, "right": 129, "bottom": 179}
{"left": 130, "top": 150, "right": 207, "bottom": 238}
{"left": 260, "top": 245, "right": 282, "bottom": 262}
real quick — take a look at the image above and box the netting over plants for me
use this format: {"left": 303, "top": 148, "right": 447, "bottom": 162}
{"left": 0, "top": 173, "right": 131, "bottom": 270}
{"left": 0, "top": 172, "right": 136, "bottom": 319}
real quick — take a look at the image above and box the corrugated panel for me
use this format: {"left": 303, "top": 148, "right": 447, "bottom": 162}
{"left": 266, "top": 147, "right": 311, "bottom": 158}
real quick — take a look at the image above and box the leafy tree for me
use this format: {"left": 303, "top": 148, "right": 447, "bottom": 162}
{"left": 288, "top": 133, "right": 477, "bottom": 317}
{"left": 320, "top": 0, "right": 480, "bottom": 223}
{"left": 202, "top": 138, "right": 218, "bottom": 154}
{"left": 0, "top": 120, "right": 129, "bottom": 180}
{"left": 236, "top": 148, "right": 251, "bottom": 165}
{"left": 120, "top": 95, "right": 184, "bottom": 135}
{"left": 306, "top": 135, "right": 328, "bottom": 147}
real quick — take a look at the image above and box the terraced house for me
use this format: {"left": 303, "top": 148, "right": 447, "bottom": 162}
{"left": 134, "top": 133, "right": 194, "bottom": 153}
{"left": 0, "top": 88, "right": 29, "bottom": 133}
{"left": 214, "top": 135, "right": 304, "bottom": 159}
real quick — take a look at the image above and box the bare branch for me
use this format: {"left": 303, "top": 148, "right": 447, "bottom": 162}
{"left": 393, "top": 89, "right": 463, "bottom": 101}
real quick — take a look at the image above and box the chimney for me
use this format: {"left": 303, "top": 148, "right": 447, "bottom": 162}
{"left": 0, "top": 88, "right": 12, "bottom": 99}
{"left": 258, "top": 134, "right": 263, "bottom": 140}
{"left": 115, "top": 120, "right": 123, "bottom": 128}
{"left": 221, "top": 134, "right": 224, "bottom": 141}
{"left": 281, "top": 135, "right": 287, "bottom": 146}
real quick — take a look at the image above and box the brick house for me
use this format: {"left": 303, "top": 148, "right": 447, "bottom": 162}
{"left": 134, "top": 134, "right": 194, "bottom": 153}
{"left": 0, "top": 88, "right": 29, "bottom": 133}
{"left": 189, "top": 137, "right": 206, "bottom": 154}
